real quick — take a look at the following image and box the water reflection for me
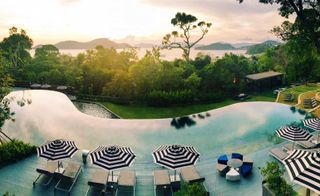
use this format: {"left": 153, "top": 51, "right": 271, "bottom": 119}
{"left": 170, "top": 116, "right": 196, "bottom": 129}
{"left": 3, "top": 90, "right": 306, "bottom": 160}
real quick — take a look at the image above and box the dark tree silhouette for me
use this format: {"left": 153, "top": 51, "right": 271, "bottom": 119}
{"left": 162, "top": 12, "right": 211, "bottom": 61}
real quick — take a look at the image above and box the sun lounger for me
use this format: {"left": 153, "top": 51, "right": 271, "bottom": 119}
{"left": 180, "top": 166, "right": 208, "bottom": 195}
{"left": 180, "top": 166, "right": 205, "bottom": 183}
{"left": 33, "top": 161, "right": 59, "bottom": 186}
{"left": 269, "top": 148, "right": 289, "bottom": 162}
{"left": 55, "top": 162, "right": 82, "bottom": 195}
{"left": 116, "top": 171, "right": 136, "bottom": 196}
{"left": 282, "top": 143, "right": 294, "bottom": 152}
{"left": 86, "top": 169, "right": 109, "bottom": 196}
{"left": 296, "top": 140, "right": 318, "bottom": 149}
{"left": 154, "top": 170, "right": 172, "bottom": 196}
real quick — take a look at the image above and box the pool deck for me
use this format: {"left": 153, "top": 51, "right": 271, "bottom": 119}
{"left": 0, "top": 144, "right": 303, "bottom": 196}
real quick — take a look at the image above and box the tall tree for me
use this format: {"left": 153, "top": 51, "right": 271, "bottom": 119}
{"left": 239, "top": 0, "right": 320, "bottom": 53}
{"left": 0, "top": 58, "right": 14, "bottom": 143}
{"left": 162, "top": 12, "right": 212, "bottom": 61}
{"left": 0, "top": 27, "right": 33, "bottom": 67}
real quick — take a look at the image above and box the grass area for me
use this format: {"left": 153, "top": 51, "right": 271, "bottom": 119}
{"left": 278, "top": 84, "right": 320, "bottom": 105}
{"left": 102, "top": 91, "right": 276, "bottom": 119}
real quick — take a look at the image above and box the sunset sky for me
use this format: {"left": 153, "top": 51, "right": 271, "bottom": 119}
{"left": 0, "top": 0, "right": 288, "bottom": 45}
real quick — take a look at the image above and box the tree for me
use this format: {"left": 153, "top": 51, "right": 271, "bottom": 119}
{"left": 0, "top": 27, "right": 33, "bottom": 68}
{"left": 162, "top": 12, "right": 212, "bottom": 61}
{"left": 0, "top": 59, "right": 14, "bottom": 143}
{"left": 239, "top": 0, "right": 320, "bottom": 53}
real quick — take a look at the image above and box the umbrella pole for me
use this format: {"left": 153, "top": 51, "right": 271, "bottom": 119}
{"left": 174, "top": 170, "right": 176, "bottom": 181}
{"left": 58, "top": 161, "right": 60, "bottom": 173}
{"left": 112, "top": 171, "right": 113, "bottom": 182}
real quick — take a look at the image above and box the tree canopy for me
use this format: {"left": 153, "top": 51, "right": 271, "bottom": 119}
{"left": 162, "top": 12, "right": 212, "bottom": 61}
{"left": 239, "top": 0, "right": 320, "bottom": 53}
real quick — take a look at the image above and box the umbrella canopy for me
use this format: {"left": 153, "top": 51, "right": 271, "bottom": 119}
{"left": 276, "top": 125, "right": 313, "bottom": 142}
{"left": 303, "top": 118, "right": 320, "bottom": 131}
{"left": 89, "top": 145, "right": 136, "bottom": 170}
{"left": 37, "top": 139, "right": 78, "bottom": 160}
{"left": 303, "top": 118, "right": 320, "bottom": 142}
{"left": 152, "top": 144, "right": 200, "bottom": 170}
{"left": 283, "top": 149, "right": 320, "bottom": 194}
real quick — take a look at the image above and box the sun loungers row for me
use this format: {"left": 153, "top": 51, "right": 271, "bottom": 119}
{"left": 270, "top": 136, "right": 319, "bottom": 162}
{"left": 33, "top": 161, "right": 82, "bottom": 195}
{"left": 34, "top": 163, "right": 208, "bottom": 196}
{"left": 154, "top": 166, "right": 208, "bottom": 196}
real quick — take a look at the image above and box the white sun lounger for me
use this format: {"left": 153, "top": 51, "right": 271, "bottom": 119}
{"left": 86, "top": 169, "right": 109, "bottom": 196}
{"left": 55, "top": 162, "right": 82, "bottom": 195}
{"left": 269, "top": 148, "right": 289, "bottom": 162}
{"left": 154, "top": 170, "right": 172, "bottom": 196}
{"left": 116, "top": 170, "right": 136, "bottom": 196}
{"left": 33, "top": 161, "right": 58, "bottom": 186}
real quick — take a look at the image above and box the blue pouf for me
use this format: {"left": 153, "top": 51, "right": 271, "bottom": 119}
{"left": 217, "top": 154, "right": 228, "bottom": 165}
{"left": 241, "top": 162, "right": 253, "bottom": 177}
{"left": 231, "top": 153, "right": 243, "bottom": 160}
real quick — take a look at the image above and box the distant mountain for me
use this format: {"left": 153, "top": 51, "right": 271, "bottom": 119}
{"left": 232, "top": 42, "right": 257, "bottom": 49}
{"left": 195, "top": 42, "right": 236, "bottom": 50}
{"left": 246, "top": 40, "right": 282, "bottom": 55}
{"left": 36, "top": 38, "right": 132, "bottom": 49}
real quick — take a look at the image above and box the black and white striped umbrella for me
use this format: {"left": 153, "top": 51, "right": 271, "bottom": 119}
{"left": 283, "top": 149, "right": 320, "bottom": 194}
{"left": 152, "top": 144, "right": 200, "bottom": 170}
{"left": 276, "top": 125, "right": 313, "bottom": 142}
{"left": 303, "top": 118, "right": 320, "bottom": 142}
{"left": 37, "top": 139, "right": 78, "bottom": 161}
{"left": 89, "top": 145, "right": 136, "bottom": 171}
{"left": 303, "top": 118, "right": 320, "bottom": 131}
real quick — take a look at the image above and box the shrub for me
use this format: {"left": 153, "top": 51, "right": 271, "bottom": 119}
{"left": 0, "top": 140, "right": 37, "bottom": 168}
{"left": 174, "top": 181, "right": 207, "bottom": 196}
{"left": 260, "top": 161, "right": 293, "bottom": 196}
{"left": 146, "top": 89, "right": 194, "bottom": 106}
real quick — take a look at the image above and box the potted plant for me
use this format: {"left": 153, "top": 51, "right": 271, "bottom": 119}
{"left": 260, "top": 161, "right": 293, "bottom": 196}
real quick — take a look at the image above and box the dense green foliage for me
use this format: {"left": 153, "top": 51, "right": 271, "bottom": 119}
{"left": 174, "top": 182, "right": 208, "bottom": 196}
{"left": 0, "top": 140, "right": 37, "bottom": 168}
{"left": 261, "top": 161, "right": 293, "bottom": 195}
{"left": 0, "top": 25, "right": 319, "bottom": 107}
{"left": 0, "top": 55, "right": 14, "bottom": 131}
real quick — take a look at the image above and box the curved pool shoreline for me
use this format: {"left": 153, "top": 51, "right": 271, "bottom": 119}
{"left": 1, "top": 90, "right": 308, "bottom": 195}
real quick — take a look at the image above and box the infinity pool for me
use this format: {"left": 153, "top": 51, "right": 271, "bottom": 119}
{"left": 0, "top": 90, "right": 306, "bottom": 195}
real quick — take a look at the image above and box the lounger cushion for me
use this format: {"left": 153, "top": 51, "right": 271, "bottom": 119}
{"left": 154, "top": 170, "right": 170, "bottom": 186}
{"left": 88, "top": 169, "right": 108, "bottom": 187}
{"left": 180, "top": 166, "right": 204, "bottom": 183}
{"left": 270, "top": 148, "right": 288, "bottom": 161}
{"left": 36, "top": 161, "right": 58, "bottom": 174}
{"left": 64, "top": 162, "right": 81, "bottom": 179}
{"left": 217, "top": 154, "right": 228, "bottom": 165}
{"left": 297, "top": 140, "right": 316, "bottom": 149}
{"left": 118, "top": 171, "right": 135, "bottom": 186}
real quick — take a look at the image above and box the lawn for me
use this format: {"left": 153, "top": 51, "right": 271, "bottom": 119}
{"left": 101, "top": 91, "right": 276, "bottom": 119}
{"left": 277, "top": 84, "right": 320, "bottom": 105}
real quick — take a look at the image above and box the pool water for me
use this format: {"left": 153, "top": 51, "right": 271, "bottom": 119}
{"left": 0, "top": 90, "right": 306, "bottom": 195}
{"left": 72, "top": 101, "right": 119, "bottom": 119}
